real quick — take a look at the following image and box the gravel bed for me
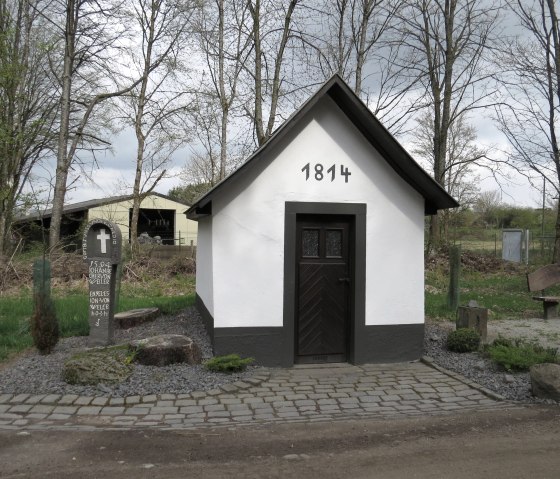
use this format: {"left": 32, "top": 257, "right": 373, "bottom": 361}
{"left": 425, "top": 323, "right": 558, "bottom": 405}
{"left": 0, "top": 307, "right": 261, "bottom": 397}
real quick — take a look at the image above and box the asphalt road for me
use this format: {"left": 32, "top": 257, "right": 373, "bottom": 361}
{"left": 1, "top": 406, "right": 559, "bottom": 478}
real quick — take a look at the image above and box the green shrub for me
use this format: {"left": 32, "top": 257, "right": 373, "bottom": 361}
{"left": 446, "top": 328, "right": 481, "bottom": 353}
{"left": 30, "top": 293, "right": 59, "bottom": 354}
{"left": 204, "top": 354, "right": 254, "bottom": 373}
{"left": 486, "top": 338, "right": 558, "bottom": 371}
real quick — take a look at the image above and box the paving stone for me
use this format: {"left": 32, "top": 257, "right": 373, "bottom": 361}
{"left": 272, "top": 400, "right": 294, "bottom": 408}
{"left": 251, "top": 403, "right": 273, "bottom": 411}
{"left": 180, "top": 406, "right": 204, "bottom": 414}
{"left": 124, "top": 407, "right": 148, "bottom": 415}
{"left": 220, "top": 384, "right": 239, "bottom": 394}
{"left": 58, "top": 395, "right": 79, "bottom": 405}
{"left": 9, "top": 405, "right": 32, "bottom": 413}
{"left": 150, "top": 407, "right": 178, "bottom": 414}
{"left": 285, "top": 394, "right": 308, "bottom": 401}
{"left": 207, "top": 411, "right": 231, "bottom": 418}
{"left": 52, "top": 406, "right": 78, "bottom": 415}
{"left": 76, "top": 406, "right": 102, "bottom": 415}
{"left": 203, "top": 404, "right": 225, "bottom": 412}
{"left": 156, "top": 400, "right": 175, "bottom": 407}
{"left": 100, "top": 407, "right": 125, "bottom": 415}
{"left": 175, "top": 399, "right": 197, "bottom": 406}
{"left": 10, "top": 394, "right": 30, "bottom": 403}
{"left": 47, "top": 414, "right": 71, "bottom": 421}
{"left": 243, "top": 397, "right": 264, "bottom": 404}
{"left": 230, "top": 409, "right": 253, "bottom": 417}
{"left": 208, "top": 417, "right": 231, "bottom": 423}
{"left": 198, "top": 398, "right": 218, "bottom": 406}
{"left": 206, "top": 389, "right": 223, "bottom": 396}
{"left": 91, "top": 397, "right": 109, "bottom": 406}
{"left": 190, "top": 391, "right": 206, "bottom": 399}
{"left": 24, "top": 395, "right": 46, "bottom": 404}
{"left": 142, "top": 394, "right": 158, "bottom": 403}
{"left": 109, "top": 398, "right": 125, "bottom": 406}
{"left": 125, "top": 396, "right": 141, "bottom": 405}
{"left": 26, "top": 413, "right": 48, "bottom": 420}
{"left": 74, "top": 397, "right": 94, "bottom": 406}
{"left": 144, "top": 414, "right": 163, "bottom": 421}
{"left": 0, "top": 394, "right": 13, "bottom": 403}
{"left": 319, "top": 404, "right": 341, "bottom": 411}
{"left": 159, "top": 394, "right": 176, "bottom": 400}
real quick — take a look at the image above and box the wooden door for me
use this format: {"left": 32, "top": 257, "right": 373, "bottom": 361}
{"left": 296, "top": 216, "right": 352, "bottom": 363}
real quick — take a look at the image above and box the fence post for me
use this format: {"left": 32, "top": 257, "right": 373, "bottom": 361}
{"left": 447, "top": 245, "right": 461, "bottom": 312}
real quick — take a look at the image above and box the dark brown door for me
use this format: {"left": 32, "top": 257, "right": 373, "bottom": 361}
{"left": 296, "top": 215, "right": 352, "bottom": 363}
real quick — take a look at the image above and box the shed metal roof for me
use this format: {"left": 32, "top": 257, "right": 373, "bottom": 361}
{"left": 187, "top": 74, "right": 458, "bottom": 219}
{"left": 16, "top": 192, "right": 189, "bottom": 223}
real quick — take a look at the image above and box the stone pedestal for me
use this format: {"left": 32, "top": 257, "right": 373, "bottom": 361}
{"left": 457, "top": 300, "right": 488, "bottom": 342}
{"left": 82, "top": 219, "right": 122, "bottom": 347}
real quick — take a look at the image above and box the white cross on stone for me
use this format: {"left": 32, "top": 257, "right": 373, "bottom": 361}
{"left": 96, "top": 228, "right": 111, "bottom": 254}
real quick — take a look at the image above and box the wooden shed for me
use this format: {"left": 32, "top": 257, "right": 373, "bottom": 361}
{"left": 187, "top": 75, "right": 458, "bottom": 367}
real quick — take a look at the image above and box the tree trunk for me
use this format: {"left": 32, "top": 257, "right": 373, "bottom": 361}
{"left": 49, "top": 0, "right": 76, "bottom": 250}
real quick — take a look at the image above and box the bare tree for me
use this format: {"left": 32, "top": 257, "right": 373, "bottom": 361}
{"left": 246, "top": 0, "right": 302, "bottom": 146}
{"left": 122, "top": 0, "right": 196, "bottom": 253}
{"left": 494, "top": 0, "right": 560, "bottom": 261}
{"left": 396, "top": 0, "right": 502, "bottom": 250}
{"left": 313, "top": 1, "right": 398, "bottom": 94}
{"left": 0, "top": 0, "right": 57, "bottom": 256}
{"left": 44, "top": 0, "right": 158, "bottom": 249}
{"left": 190, "top": 0, "right": 252, "bottom": 185}
{"left": 412, "top": 113, "right": 492, "bottom": 237}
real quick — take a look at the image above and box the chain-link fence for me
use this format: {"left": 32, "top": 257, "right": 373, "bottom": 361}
{"left": 445, "top": 229, "right": 555, "bottom": 266}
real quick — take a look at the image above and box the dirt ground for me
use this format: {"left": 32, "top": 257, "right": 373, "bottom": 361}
{"left": 0, "top": 406, "right": 558, "bottom": 478}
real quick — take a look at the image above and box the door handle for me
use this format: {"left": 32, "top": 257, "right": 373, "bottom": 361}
{"left": 338, "top": 277, "right": 350, "bottom": 283}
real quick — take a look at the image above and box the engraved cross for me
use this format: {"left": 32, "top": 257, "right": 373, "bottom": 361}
{"left": 96, "top": 228, "right": 111, "bottom": 254}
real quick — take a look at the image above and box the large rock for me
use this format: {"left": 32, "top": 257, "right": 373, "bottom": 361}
{"left": 115, "top": 307, "right": 160, "bottom": 329}
{"left": 129, "top": 334, "right": 202, "bottom": 366}
{"left": 63, "top": 347, "right": 133, "bottom": 385}
{"left": 530, "top": 363, "right": 560, "bottom": 401}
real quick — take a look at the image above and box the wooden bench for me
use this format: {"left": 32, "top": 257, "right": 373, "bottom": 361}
{"left": 527, "top": 263, "right": 560, "bottom": 319}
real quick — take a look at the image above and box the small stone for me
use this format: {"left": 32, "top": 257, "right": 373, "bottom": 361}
{"left": 115, "top": 308, "right": 160, "bottom": 329}
{"left": 130, "top": 335, "right": 202, "bottom": 366}
{"left": 63, "top": 348, "right": 133, "bottom": 386}
{"left": 474, "top": 361, "right": 486, "bottom": 371}
{"left": 504, "top": 374, "right": 515, "bottom": 384}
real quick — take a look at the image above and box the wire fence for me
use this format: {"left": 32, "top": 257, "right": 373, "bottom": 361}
{"left": 446, "top": 230, "right": 555, "bottom": 266}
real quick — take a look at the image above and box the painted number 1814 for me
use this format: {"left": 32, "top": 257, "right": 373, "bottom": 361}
{"left": 301, "top": 163, "right": 351, "bottom": 183}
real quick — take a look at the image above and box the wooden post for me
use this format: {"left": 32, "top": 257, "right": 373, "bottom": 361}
{"left": 447, "top": 245, "right": 461, "bottom": 312}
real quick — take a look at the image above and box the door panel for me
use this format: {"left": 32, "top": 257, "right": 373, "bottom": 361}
{"left": 296, "top": 216, "right": 352, "bottom": 363}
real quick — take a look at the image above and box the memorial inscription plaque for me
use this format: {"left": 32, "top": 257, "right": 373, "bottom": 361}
{"left": 83, "top": 219, "right": 122, "bottom": 347}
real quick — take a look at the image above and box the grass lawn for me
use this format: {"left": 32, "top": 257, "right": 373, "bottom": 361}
{"left": 0, "top": 256, "right": 553, "bottom": 364}
{"left": 0, "top": 275, "right": 196, "bottom": 362}
{"left": 425, "top": 268, "right": 555, "bottom": 321}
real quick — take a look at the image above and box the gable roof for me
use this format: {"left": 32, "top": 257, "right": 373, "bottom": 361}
{"left": 187, "top": 74, "right": 458, "bottom": 219}
{"left": 15, "top": 192, "right": 189, "bottom": 223}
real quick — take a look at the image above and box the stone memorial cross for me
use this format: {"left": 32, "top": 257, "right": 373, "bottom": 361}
{"left": 83, "top": 219, "right": 122, "bottom": 346}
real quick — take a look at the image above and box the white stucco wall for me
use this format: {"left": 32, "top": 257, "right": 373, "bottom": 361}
{"left": 201, "top": 96, "right": 425, "bottom": 328}
{"left": 195, "top": 216, "right": 213, "bottom": 315}
{"left": 88, "top": 194, "right": 198, "bottom": 245}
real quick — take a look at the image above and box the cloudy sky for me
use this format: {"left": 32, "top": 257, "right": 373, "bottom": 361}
{"left": 54, "top": 106, "right": 540, "bottom": 209}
